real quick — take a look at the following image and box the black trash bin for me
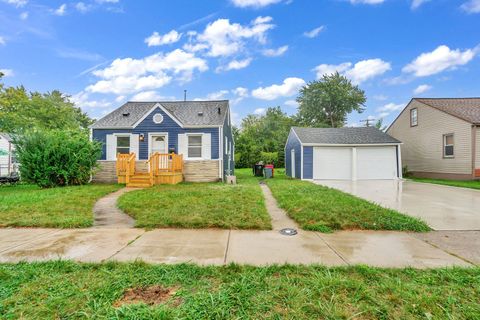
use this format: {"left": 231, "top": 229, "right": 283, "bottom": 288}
{"left": 253, "top": 164, "right": 264, "bottom": 177}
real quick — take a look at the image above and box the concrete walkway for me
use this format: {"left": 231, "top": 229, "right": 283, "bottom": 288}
{"left": 93, "top": 188, "right": 137, "bottom": 228}
{"left": 259, "top": 183, "right": 298, "bottom": 231}
{"left": 0, "top": 228, "right": 473, "bottom": 268}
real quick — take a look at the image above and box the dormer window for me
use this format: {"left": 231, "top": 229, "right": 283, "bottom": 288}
{"left": 410, "top": 108, "right": 418, "bottom": 127}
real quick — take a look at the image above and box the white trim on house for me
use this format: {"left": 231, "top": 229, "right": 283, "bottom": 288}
{"left": 147, "top": 132, "right": 169, "bottom": 156}
{"left": 132, "top": 103, "right": 184, "bottom": 129}
{"left": 300, "top": 145, "right": 304, "bottom": 179}
{"left": 219, "top": 126, "right": 223, "bottom": 179}
{"left": 302, "top": 143, "right": 402, "bottom": 147}
{"left": 106, "top": 133, "right": 139, "bottom": 160}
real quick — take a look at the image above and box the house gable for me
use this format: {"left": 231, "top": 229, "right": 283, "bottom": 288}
{"left": 387, "top": 99, "right": 473, "bottom": 176}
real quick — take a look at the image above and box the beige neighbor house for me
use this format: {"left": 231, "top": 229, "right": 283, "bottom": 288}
{"left": 387, "top": 98, "right": 480, "bottom": 180}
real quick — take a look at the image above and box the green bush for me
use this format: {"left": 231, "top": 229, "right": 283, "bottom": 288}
{"left": 260, "top": 151, "right": 278, "bottom": 165}
{"left": 14, "top": 130, "right": 101, "bottom": 188}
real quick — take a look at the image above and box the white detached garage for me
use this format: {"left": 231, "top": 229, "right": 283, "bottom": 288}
{"left": 285, "top": 127, "right": 402, "bottom": 181}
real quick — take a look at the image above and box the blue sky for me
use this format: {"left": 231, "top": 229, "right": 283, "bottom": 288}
{"left": 0, "top": 0, "right": 479, "bottom": 127}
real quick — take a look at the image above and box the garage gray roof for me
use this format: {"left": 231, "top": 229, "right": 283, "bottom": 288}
{"left": 90, "top": 100, "right": 229, "bottom": 129}
{"left": 292, "top": 127, "right": 401, "bottom": 145}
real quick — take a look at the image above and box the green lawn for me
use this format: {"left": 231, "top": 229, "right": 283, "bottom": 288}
{"left": 0, "top": 184, "right": 122, "bottom": 228}
{"left": 118, "top": 169, "right": 271, "bottom": 229}
{"left": 409, "top": 177, "right": 480, "bottom": 190}
{"left": 1, "top": 261, "right": 479, "bottom": 319}
{"left": 265, "top": 172, "right": 430, "bottom": 233}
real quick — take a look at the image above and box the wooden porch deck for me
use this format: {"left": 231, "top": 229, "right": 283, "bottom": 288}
{"left": 116, "top": 153, "right": 183, "bottom": 187}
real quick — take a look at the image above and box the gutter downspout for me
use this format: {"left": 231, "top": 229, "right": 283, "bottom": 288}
{"left": 473, "top": 125, "right": 477, "bottom": 179}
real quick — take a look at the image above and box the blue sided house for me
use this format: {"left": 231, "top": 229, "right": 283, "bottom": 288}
{"left": 285, "top": 127, "right": 402, "bottom": 181}
{"left": 90, "top": 100, "right": 235, "bottom": 184}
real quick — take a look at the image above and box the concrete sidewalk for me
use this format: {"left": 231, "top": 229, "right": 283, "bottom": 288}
{"left": 0, "top": 227, "right": 473, "bottom": 268}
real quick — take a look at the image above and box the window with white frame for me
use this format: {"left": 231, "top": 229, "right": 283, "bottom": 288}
{"left": 410, "top": 108, "right": 418, "bottom": 127}
{"left": 443, "top": 134, "right": 454, "bottom": 158}
{"left": 188, "top": 135, "right": 202, "bottom": 158}
{"left": 116, "top": 136, "right": 130, "bottom": 155}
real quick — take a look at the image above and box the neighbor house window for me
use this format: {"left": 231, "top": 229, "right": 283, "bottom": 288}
{"left": 443, "top": 134, "right": 454, "bottom": 158}
{"left": 188, "top": 135, "right": 202, "bottom": 158}
{"left": 410, "top": 108, "right": 418, "bottom": 126}
{"left": 116, "top": 136, "right": 130, "bottom": 155}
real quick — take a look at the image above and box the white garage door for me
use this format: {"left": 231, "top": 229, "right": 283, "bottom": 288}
{"left": 357, "top": 146, "right": 397, "bottom": 180}
{"left": 313, "top": 147, "right": 352, "bottom": 180}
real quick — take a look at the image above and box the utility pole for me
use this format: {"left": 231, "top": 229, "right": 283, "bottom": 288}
{"left": 360, "top": 118, "right": 375, "bottom": 127}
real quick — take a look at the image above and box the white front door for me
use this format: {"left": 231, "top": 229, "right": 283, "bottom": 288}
{"left": 150, "top": 135, "right": 167, "bottom": 155}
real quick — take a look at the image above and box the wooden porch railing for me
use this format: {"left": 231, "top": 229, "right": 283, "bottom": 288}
{"left": 116, "top": 153, "right": 136, "bottom": 184}
{"left": 148, "top": 153, "right": 184, "bottom": 176}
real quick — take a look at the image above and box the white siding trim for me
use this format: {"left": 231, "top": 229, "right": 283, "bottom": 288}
{"left": 300, "top": 145, "right": 304, "bottom": 179}
{"left": 132, "top": 103, "right": 184, "bottom": 128}
{"left": 302, "top": 143, "right": 401, "bottom": 147}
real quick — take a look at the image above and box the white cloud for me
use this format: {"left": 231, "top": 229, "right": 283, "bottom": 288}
{"left": 413, "top": 84, "right": 432, "bottom": 95}
{"left": 75, "top": 2, "right": 90, "bottom": 13}
{"left": 87, "top": 49, "right": 208, "bottom": 95}
{"left": 350, "top": 0, "right": 384, "bottom": 4}
{"left": 411, "top": 0, "right": 429, "bottom": 9}
{"left": 345, "top": 59, "right": 391, "bottom": 84}
{"left": 376, "top": 102, "right": 405, "bottom": 118}
{"left": 403, "top": 45, "right": 477, "bottom": 77}
{"left": 53, "top": 4, "right": 67, "bottom": 16}
{"left": 262, "top": 45, "right": 288, "bottom": 57}
{"left": 0, "top": 69, "right": 14, "bottom": 77}
{"left": 303, "top": 26, "right": 325, "bottom": 38}
{"left": 96, "top": 0, "right": 119, "bottom": 3}
{"left": 19, "top": 11, "right": 28, "bottom": 19}
{"left": 314, "top": 59, "right": 391, "bottom": 84}
{"left": 56, "top": 48, "right": 102, "bottom": 61}
{"left": 195, "top": 87, "right": 248, "bottom": 105}
{"left": 284, "top": 100, "right": 299, "bottom": 108}
{"left": 461, "top": 0, "right": 480, "bottom": 13}
{"left": 254, "top": 108, "right": 266, "bottom": 115}
{"left": 184, "top": 16, "right": 275, "bottom": 57}
{"left": 70, "top": 91, "right": 112, "bottom": 110}
{"left": 216, "top": 58, "right": 252, "bottom": 72}
{"left": 145, "top": 30, "right": 182, "bottom": 47}
{"left": 231, "top": 0, "right": 282, "bottom": 8}
{"left": 115, "top": 95, "right": 126, "bottom": 103}
{"left": 2, "top": 0, "right": 27, "bottom": 7}
{"left": 132, "top": 91, "right": 164, "bottom": 101}
{"left": 314, "top": 62, "right": 352, "bottom": 78}
{"left": 252, "top": 77, "right": 306, "bottom": 100}
{"left": 231, "top": 86, "right": 249, "bottom": 104}
{"left": 0, "top": 36, "right": 5, "bottom": 46}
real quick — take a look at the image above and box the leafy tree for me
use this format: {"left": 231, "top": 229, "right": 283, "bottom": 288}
{"left": 235, "top": 107, "right": 296, "bottom": 168}
{"left": 296, "top": 72, "right": 366, "bottom": 128}
{"left": 13, "top": 129, "right": 101, "bottom": 188}
{"left": 0, "top": 75, "right": 93, "bottom": 133}
{"left": 374, "top": 118, "right": 387, "bottom": 131}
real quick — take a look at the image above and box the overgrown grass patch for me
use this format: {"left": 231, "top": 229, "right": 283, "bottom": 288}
{"left": 0, "top": 261, "right": 479, "bottom": 319}
{"left": 409, "top": 177, "right": 480, "bottom": 190}
{"left": 0, "top": 184, "right": 122, "bottom": 228}
{"left": 118, "top": 169, "right": 270, "bottom": 229}
{"left": 265, "top": 173, "right": 430, "bottom": 232}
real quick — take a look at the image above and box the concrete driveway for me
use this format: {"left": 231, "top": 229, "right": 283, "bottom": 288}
{"left": 314, "top": 180, "right": 480, "bottom": 231}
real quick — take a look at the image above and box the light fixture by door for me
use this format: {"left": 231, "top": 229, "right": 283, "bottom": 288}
{"left": 139, "top": 133, "right": 145, "bottom": 142}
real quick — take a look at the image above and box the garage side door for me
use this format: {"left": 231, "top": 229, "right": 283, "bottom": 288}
{"left": 357, "top": 147, "right": 397, "bottom": 180}
{"left": 313, "top": 147, "right": 352, "bottom": 180}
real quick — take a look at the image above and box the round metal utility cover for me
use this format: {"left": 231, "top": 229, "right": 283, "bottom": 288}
{"left": 279, "top": 228, "right": 298, "bottom": 236}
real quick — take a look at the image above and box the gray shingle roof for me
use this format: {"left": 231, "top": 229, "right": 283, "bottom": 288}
{"left": 292, "top": 127, "right": 401, "bottom": 144}
{"left": 414, "top": 98, "right": 480, "bottom": 124}
{"left": 90, "top": 100, "right": 229, "bottom": 129}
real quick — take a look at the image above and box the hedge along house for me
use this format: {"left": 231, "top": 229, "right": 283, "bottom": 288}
{"left": 285, "top": 127, "right": 402, "bottom": 181}
{"left": 90, "top": 100, "right": 235, "bottom": 185}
